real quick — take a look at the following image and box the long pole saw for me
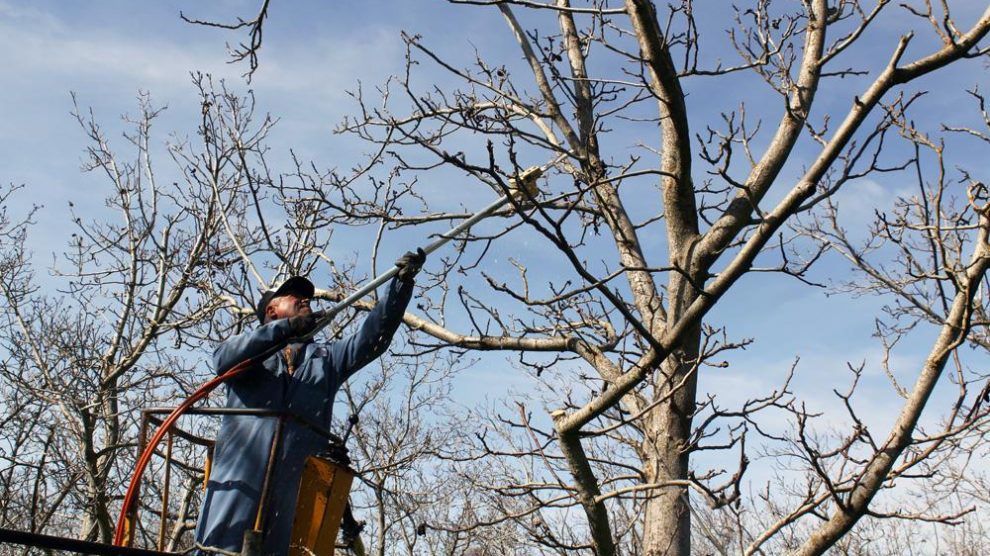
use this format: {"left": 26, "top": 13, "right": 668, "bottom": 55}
{"left": 112, "top": 154, "right": 563, "bottom": 548}
{"left": 298, "top": 155, "right": 563, "bottom": 342}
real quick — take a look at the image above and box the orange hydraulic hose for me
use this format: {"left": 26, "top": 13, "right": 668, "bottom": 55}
{"left": 112, "top": 358, "right": 254, "bottom": 546}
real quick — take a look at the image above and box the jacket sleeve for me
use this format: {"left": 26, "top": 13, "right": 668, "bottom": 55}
{"left": 331, "top": 276, "right": 414, "bottom": 381}
{"left": 213, "top": 319, "right": 295, "bottom": 375}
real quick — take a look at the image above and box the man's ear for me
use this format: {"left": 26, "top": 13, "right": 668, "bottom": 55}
{"left": 266, "top": 301, "right": 279, "bottom": 322}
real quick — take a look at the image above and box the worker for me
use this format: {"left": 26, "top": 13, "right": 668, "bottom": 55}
{"left": 193, "top": 249, "right": 426, "bottom": 555}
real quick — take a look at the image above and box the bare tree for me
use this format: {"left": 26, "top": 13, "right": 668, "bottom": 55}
{"left": 773, "top": 90, "right": 990, "bottom": 555}
{"left": 0, "top": 81, "right": 265, "bottom": 544}
{"left": 319, "top": 1, "right": 990, "bottom": 555}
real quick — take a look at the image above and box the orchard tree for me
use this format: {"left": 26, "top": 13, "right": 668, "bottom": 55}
{"left": 0, "top": 82, "right": 265, "bottom": 543}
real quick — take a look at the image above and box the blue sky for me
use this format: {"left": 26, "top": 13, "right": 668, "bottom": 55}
{"left": 3, "top": 0, "right": 989, "bottom": 492}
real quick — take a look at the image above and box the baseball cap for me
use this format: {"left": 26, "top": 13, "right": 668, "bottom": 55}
{"left": 255, "top": 276, "right": 315, "bottom": 324}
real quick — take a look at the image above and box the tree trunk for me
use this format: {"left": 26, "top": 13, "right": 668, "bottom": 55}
{"left": 641, "top": 333, "right": 700, "bottom": 555}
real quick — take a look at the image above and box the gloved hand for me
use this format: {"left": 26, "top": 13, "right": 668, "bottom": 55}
{"left": 286, "top": 310, "right": 326, "bottom": 337}
{"left": 395, "top": 248, "right": 426, "bottom": 281}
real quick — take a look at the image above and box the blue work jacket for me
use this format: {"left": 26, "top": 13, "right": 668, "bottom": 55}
{"left": 194, "top": 277, "right": 413, "bottom": 555}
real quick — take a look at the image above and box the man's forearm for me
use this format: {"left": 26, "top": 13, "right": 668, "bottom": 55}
{"left": 332, "top": 276, "right": 415, "bottom": 378}
{"left": 213, "top": 320, "right": 293, "bottom": 374}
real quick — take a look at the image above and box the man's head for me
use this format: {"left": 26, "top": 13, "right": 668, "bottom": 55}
{"left": 256, "top": 276, "right": 316, "bottom": 324}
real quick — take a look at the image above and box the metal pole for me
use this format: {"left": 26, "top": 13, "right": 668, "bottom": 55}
{"left": 300, "top": 152, "right": 566, "bottom": 341}
{"left": 0, "top": 527, "right": 176, "bottom": 556}
{"left": 144, "top": 408, "right": 335, "bottom": 443}
{"left": 253, "top": 416, "right": 285, "bottom": 534}
{"left": 157, "top": 432, "right": 173, "bottom": 551}
{"left": 301, "top": 193, "right": 511, "bottom": 341}
{"left": 125, "top": 412, "right": 151, "bottom": 547}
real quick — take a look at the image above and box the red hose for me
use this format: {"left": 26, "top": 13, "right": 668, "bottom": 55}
{"left": 112, "top": 359, "right": 253, "bottom": 546}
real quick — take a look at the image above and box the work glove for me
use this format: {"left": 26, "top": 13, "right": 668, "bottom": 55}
{"left": 286, "top": 310, "right": 327, "bottom": 337}
{"left": 395, "top": 248, "right": 427, "bottom": 282}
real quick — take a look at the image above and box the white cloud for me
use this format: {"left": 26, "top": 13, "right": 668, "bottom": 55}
{"left": 0, "top": 2, "right": 403, "bottom": 101}
{"left": 251, "top": 27, "right": 404, "bottom": 96}
{"left": 0, "top": 0, "right": 58, "bottom": 24}
{"left": 0, "top": 10, "right": 226, "bottom": 95}
{"left": 831, "top": 177, "right": 909, "bottom": 240}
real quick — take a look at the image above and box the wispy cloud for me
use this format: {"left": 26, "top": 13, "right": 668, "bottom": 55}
{"left": 0, "top": 1, "right": 404, "bottom": 100}
{"left": 250, "top": 27, "right": 405, "bottom": 97}
{"left": 0, "top": 3, "right": 231, "bottom": 92}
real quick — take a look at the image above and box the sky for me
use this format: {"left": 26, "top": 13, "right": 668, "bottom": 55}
{"left": 2, "top": 0, "right": 990, "bottom": 494}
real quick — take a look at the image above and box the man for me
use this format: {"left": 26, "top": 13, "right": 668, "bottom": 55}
{"left": 194, "top": 249, "right": 425, "bottom": 555}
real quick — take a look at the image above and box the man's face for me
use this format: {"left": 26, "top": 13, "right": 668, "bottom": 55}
{"left": 265, "top": 292, "right": 313, "bottom": 322}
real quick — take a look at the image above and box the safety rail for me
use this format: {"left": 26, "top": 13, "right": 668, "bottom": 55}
{"left": 0, "top": 527, "right": 178, "bottom": 556}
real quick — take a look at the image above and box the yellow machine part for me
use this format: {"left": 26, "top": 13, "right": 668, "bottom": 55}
{"left": 289, "top": 454, "right": 355, "bottom": 556}
{"left": 203, "top": 449, "right": 213, "bottom": 491}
